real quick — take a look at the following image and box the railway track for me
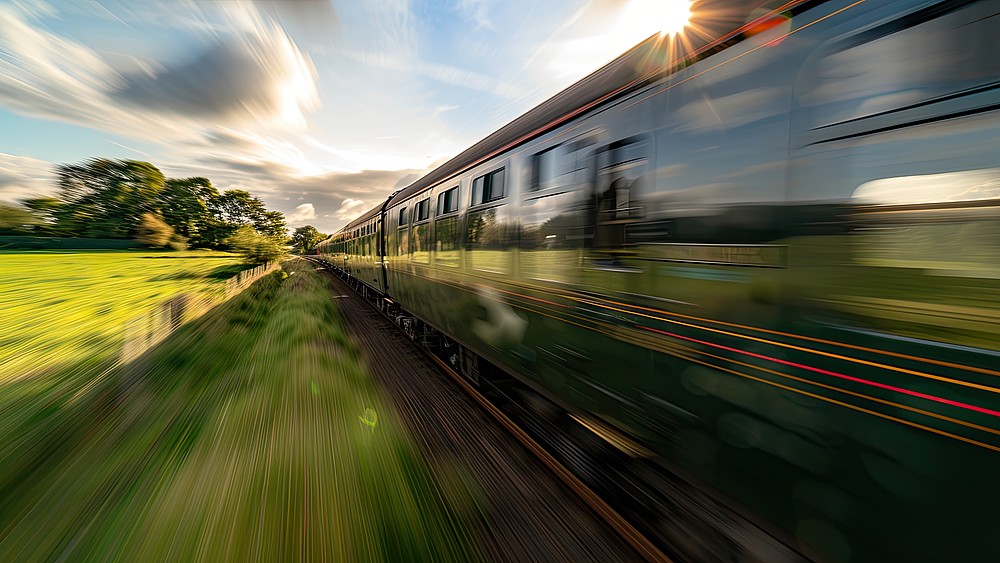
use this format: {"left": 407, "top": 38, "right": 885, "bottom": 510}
{"left": 308, "top": 258, "right": 803, "bottom": 562}
{"left": 415, "top": 324, "right": 670, "bottom": 563}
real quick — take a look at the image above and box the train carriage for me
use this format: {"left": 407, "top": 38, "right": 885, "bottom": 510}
{"left": 318, "top": 1, "right": 1000, "bottom": 560}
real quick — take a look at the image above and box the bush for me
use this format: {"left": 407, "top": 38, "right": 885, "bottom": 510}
{"left": 167, "top": 234, "right": 189, "bottom": 251}
{"left": 225, "top": 225, "right": 287, "bottom": 264}
{"left": 136, "top": 213, "right": 174, "bottom": 248}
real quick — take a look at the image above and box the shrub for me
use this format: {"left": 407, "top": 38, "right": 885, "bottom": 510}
{"left": 225, "top": 225, "right": 287, "bottom": 264}
{"left": 136, "top": 213, "right": 174, "bottom": 248}
{"left": 167, "top": 234, "right": 189, "bottom": 251}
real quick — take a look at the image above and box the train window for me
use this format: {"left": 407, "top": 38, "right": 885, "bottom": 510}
{"left": 414, "top": 198, "right": 430, "bottom": 222}
{"left": 434, "top": 215, "right": 459, "bottom": 267}
{"left": 532, "top": 148, "right": 559, "bottom": 192}
{"left": 521, "top": 191, "right": 586, "bottom": 283}
{"left": 466, "top": 204, "right": 513, "bottom": 273}
{"left": 437, "top": 186, "right": 459, "bottom": 215}
{"left": 396, "top": 207, "right": 409, "bottom": 256}
{"left": 800, "top": 1, "right": 1000, "bottom": 129}
{"left": 472, "top": 167, "right": 505, "bottom": 205}
{"left": 411, "top": 223, "right": 430, "bottom": 263}
{"left": 530, "top": 135, "right": 595, "bottom": 192}
{"left": 595, "top": 137, "right": 649, "bottom": 249}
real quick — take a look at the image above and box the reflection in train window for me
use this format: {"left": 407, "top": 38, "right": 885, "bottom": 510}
{"left": 472, "top": 168, "right": 506, "bottom": 205}
{"left": 466, "top": 205, "right": 513, "bottom": 273}
{"left": 411, "top": 223, "right": 430, "bottom": 263}
{"left": 396, "top": 208, "right": 409, "bottom": 256}
{"left": 434, "top": 215, "right": 459, "bottom": 267}
{"left": 531, "top": 136, "right": 595, "bottom": 191}
{"left": 521, "top": 191, "right": 586, "bottom": 282}
{"left": 595, "top": 138, "right": 648, "bottom": 249}
{"left": 800, "top": 1, "right": 1000, "bottom": 128}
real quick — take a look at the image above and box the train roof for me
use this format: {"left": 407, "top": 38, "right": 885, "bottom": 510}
{"left": 336, "top": 0, "right": 812, "bottom": 234}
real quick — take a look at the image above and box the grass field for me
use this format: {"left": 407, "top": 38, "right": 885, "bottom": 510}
{"left": 0, "top": 259, "right": 478, "bottom": 561}
{"left": 0, "top": 250, "right": 243, "bottom": 380}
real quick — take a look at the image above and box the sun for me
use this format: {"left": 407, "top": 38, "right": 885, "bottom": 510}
{"left": 622, "top": 0, "right": 692, "bottom": 38}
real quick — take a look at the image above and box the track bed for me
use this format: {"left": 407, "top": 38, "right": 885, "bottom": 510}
{"left": 319, "top": 267, "right": 642, "bottom": 562}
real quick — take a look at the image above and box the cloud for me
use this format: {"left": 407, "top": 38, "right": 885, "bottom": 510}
{"left": 332, "top": 198, "right": 367, "bottom": 221}
{"left": 457, "top": 0, "right": 495, "bottom": 31}
{"left": 160, "top": 156, "right": 428, "bottom": 234}
{"left": 0, "top": 3, "right": 124, "bottom": 128}
{"left": 267, "top": 168, "right": 427, "bottom": 232}
{"left": 0, "top": 153, "right": 57, "bottom": 203}
{"left": 286, "top": 203, "right": 317, "bottom": 224}
{"left": 342, "top": 48, "right": 527, "bottom": 100}
{"left": 0, "top": 1, "right": 319, "bottom": 143}
{"left": 113, "top": 13, "right": 318, "bottom": 129}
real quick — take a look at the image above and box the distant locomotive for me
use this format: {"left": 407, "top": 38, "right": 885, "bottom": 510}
{"left": 318, "top": 1, "right": 1000, "bottom": 560}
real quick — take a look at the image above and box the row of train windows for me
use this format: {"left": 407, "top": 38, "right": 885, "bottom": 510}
{"left": 398, "top": 168, "right": 505, "bottom": 227}
{"left": 370, "top": 135, "right": 646, "bottom": 251}
{"left": 394, "top": 133, "right": 602, "bottom": 230}
{"left": 349, "top": 224, "right": 376, "bottom": 239}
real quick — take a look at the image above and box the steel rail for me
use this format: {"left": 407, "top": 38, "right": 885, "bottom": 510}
{"left": 307, "top": 257, "right": 671, "bottom": 563}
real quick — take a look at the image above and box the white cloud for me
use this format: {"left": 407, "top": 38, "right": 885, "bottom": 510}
{"left": 0, "top": 1, "right": 319, "bottom": 143}
{"left": 286, "top": 202, "right": 317, "bottom": 224}
{"left": 332, "top": 198, "right": 369, "bottom": 222}
{"left": 0, "top": 153, "right": 57, "bottom": 203}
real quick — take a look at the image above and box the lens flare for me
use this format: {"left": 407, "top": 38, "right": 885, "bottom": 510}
{"left": 624, "top": 0, "right": 692, "bottom": 38}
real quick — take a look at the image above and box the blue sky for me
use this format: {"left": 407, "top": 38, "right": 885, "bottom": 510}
{"left": 0, "top": 0, "right": 689, "bottom": 232}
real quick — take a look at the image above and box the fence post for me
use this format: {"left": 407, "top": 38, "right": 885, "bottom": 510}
{"left": 119, "top": 261, "right": 280, "bottom": 365}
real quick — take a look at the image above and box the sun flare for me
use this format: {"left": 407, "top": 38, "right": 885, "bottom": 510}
{"left": 623, "top": 0, "right": 692, "bottom": 38}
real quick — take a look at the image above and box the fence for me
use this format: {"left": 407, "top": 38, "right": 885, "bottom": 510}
{"left": 121, "top": 261, "right": 278, "bottom": 362}
{"left": 224, "top": 261, "right": 278, "bottom": 299}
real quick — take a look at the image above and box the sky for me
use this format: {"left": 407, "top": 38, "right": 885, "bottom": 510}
{"left": 0, "top": 0, "right": 693, "bottom": 233}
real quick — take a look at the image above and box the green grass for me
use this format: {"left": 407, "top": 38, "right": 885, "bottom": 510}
{"left": 0, "top": 250, "right": 243, "bottom": 380}
{"left": 0, "top": 259, "right": 479, "bottom": 562}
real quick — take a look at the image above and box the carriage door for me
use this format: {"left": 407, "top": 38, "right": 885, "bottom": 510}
{"left": 591, "top": 136, "right": 649, "bottom": 268}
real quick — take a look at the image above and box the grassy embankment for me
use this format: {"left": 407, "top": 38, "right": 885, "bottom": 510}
{"left": 0, "top": 250, "right": 243, "bottom": 380}
{"left": 0, "top": 258, "right": 479, "bottom": 561}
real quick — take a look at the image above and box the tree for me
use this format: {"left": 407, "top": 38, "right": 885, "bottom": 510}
{"left": 21, "top": 197, "right": 63, "bottom": 235}
{"left": 55, "top": 159, "right": 166, "bottom": 238}
{"left": 0, "top": 204, "right": 40, "bottom": 234}
{"left": 135, "top": 213, "right": 174, "bottom": 247}
{"left": 208, "top": 189, "right": 267, "bottom": 227}
{"left": 290, "top": 225, "right": 326, "bottom": 254}
{"left": 204, "top": 189, "right": 287, "bottom": 248}
{"left": 257, "top": 210, "right": 288, "bottom": 240}
{"left": 225, "top": 225, "right": 287, "bottom": 264}
{"left": 158, "top": 177, "right": 218, "bottom": 246}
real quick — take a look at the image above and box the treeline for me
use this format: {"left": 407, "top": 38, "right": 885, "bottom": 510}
{"left": 0, "top": 158, "right": 286, "bottom": 251}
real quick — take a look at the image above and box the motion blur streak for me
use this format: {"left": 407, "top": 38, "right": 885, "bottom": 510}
{"left": 692, "top": 346, "right": 1000, "bottom": 439}
{"left": 460, "top": 276, "right": 999, "bottom": 392}
{"left": 679, "top": 353, "right": 1000, "bottom": 454}
{"left": 576, "top": 293, "right": 1000, "bottom": 377}
{"left": 0, "top": 263, "right": 478, "bottom": 561}
{"left": 586, "top": 299, "right": 1000, "bottom": 393}
{"left": 638, "top": 325, "right": 1000, "bottom": 418}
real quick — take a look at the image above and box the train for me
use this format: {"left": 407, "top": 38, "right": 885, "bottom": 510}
{"left": 317, "top": 0, "right": 1000, "bottom": 560}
